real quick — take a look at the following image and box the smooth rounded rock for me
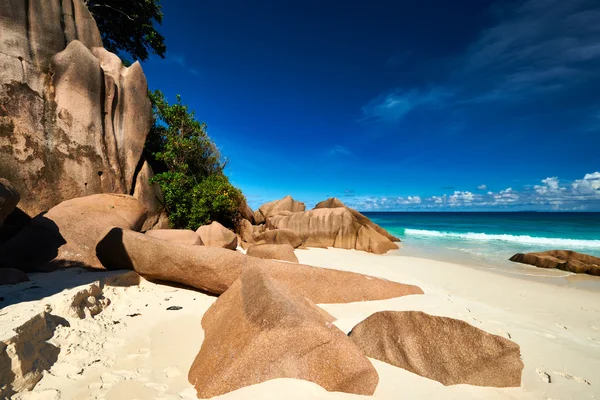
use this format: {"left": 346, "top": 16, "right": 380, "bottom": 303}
{"left": 247, "top": 243, "right": 298, "bottom": 263}
{"left": 196, "top": 221, "right": 237, "bottom": 250}
{"left": 145, "top": 229, "right": 202, "bottom": 245}
{"left": 349, "top": 311, "right": 524, "bottom": 387}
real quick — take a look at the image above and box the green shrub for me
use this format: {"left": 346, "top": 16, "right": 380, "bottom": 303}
{"left": 147, "top": 90, "right": 244, "bottom": 229}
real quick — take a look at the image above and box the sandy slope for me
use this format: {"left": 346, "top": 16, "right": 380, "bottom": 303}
{"left": 1, "top": 248, "right": 599, "bottom": 399}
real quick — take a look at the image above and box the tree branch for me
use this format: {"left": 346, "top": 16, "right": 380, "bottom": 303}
{"left": 88, "top": 3, "right": 135, "bottom": 21}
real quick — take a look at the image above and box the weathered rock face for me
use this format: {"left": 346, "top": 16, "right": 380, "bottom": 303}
{"left": 314, "top": 198, "right": 400, "bottom": 242}
{"left": 356, "top": 224, "right": 399, "bottom": 254}
{"left": 254, "top": 228, "right": 303, "bottom": 248}
{"left": 349, "top": 311, "right": 523, "bottom": 387}
{"left": 0, "top": 0, "right": 160, "bottom": 221}
{"left": 196, "top": 221, "right": 237, "bottom": 250}
{"left": 145, "top": 229, "right": 203, "bottom": 245}
{"left": 254, "top": 195, "right": 306, "bottom": 224}
{"left": 0, "top": 179, "right": 19, "bottom": 225}
{"left": 132, "top": 159, "right": 166, "bottom": 231}
{"left": 0, "top": 194, "right": 147, "bottom": 271}
{"left": 238, "top": 218, "right": 256, "bottom": 244}
{"left": 96, "top": 227, "right": 423, "bottom": 302}
{"left": 188, "top": 267, "right": 379, "bottom": 398}
{"left": 247, "top": 243, "right": 298, "bottom": 263}
{"left": 239, "top": 200, "right": 254, "bottom": 224}
{"left": 510, "top": 250, "right": 600, "bottom": 276}
{"left": 0, "top": 268, "right": 29, "bottom": 286}
{"left": 268, "top": 207, "right": 399, "bottom": 254}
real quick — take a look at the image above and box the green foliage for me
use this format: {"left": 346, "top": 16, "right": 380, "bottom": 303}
{"left": 85, "top": 0, "right": 166, "bottom": 61}
{"left": 147, "top": 90, "right": 244, "bottom": 230}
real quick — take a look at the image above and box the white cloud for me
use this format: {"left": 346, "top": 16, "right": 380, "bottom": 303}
{"left": 477, "top": 184, "right": 487, "bottom": 190}
{"left": 344, "top": 171, "right": 600, "bottom": 211}
{"left": 360, "top": 87, "right": 453, "bottom": 123}
{"left": 167, "top": 53, "right": 200, "bottom": 76}
{"left": 328, "top": 145, "right": 355, "bottom": 158}
{"left": 572, "top": 172, "right": 600, "bottom": 194}
{"left": 534, "top": 176, "right": 567, "bottom": 195}
{"left": 448, "top": 191, "right": 474, "bottom": 205}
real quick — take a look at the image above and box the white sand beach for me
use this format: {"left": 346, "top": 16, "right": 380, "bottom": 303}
{"left": 2, "top": 247, "right": 599, "bottom": 400}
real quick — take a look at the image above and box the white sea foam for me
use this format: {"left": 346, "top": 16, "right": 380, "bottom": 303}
{"left": 404, "top": 229, "right": 600, "bottom": 248}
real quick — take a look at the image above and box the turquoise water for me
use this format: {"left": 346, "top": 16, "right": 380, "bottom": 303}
{"left": 363, "top": 212, "right": 600, "bottom": 268}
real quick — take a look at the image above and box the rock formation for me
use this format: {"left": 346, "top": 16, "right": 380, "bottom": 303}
{"left": 247, "top": 243, "right": 299, "bottom": 263}
{"left": 0, "top": 0, "right": 162, "bottom": 225}
{"left": 145, "top": 229, "right": 203, "bottom": 245}
{"left": 349, "top": 311, "right": 523, "bottom": 387}
{"left": 510, "top": 250, "right": 600, "bottom": 276}
{"left": 0, "top": 194, "right": 147, "bottom": 271}
{"left": 96, "top": 227, "right": 423, "bottom": 302}
{"left": 188, "top": 266, "right": 379, "bottom": 398}
{"left": 196, "top": 221, "right": 238, "bottom": 250}
{"left": 253, "top": 195, "right": 306, "bottom": 224}
{"left": 243, "top": 196, "right": 399, "bottom": 254}
{"left": 268, "top": 207, "right": 399, "bottom": 254}
{"left": 314, "top": 197, "right": 400, "bottom": 242}
{"left": 0, "top": 179, "right": 19, "bottom": 226}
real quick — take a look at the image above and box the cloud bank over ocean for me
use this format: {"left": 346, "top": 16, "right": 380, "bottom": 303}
{"left": 344, "top": 172, "right": 600, "bottom": 211}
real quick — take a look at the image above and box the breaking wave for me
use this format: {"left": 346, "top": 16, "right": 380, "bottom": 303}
{"left": 403, "top": 229, "right": 600, "bottom": 249}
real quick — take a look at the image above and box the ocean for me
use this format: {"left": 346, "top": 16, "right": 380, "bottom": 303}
{"left": 363, "top": 212, "right": 600, "bottom": 271}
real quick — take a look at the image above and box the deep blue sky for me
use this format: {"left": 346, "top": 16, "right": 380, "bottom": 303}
{"left": 141, "top": 0, "right": 600, "bottom": 211}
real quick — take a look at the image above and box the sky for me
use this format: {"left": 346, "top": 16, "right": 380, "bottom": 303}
{"left": 141, "top": 0, "right": 600, "bottom": 211}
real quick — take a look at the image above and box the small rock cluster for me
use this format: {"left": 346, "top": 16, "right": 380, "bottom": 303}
{"left": 510, "top": 250, "right": 600, "bottom": 276}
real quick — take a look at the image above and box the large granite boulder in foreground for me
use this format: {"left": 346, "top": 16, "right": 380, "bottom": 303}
{"left": 0, "top": 194, "right": 147, "bottom": 271}
{"left": 510, "top": 250, "right": 600, "bottom": 276}
{"left": 196, "top": 221, "right": 238, "bottom": 250}
{"left": 314, "top": 198, "right": 400, "bottom": 242}
{"left": 247, "top": 243, "right": 298, "bottom": 263}
{"left": 253, "top": 195, "right": 306, "bottom": 224}
{"left": 188, "top": 267, "right": 379, "bottom": 398}
{"left": 268, "top": 207, "right": 399, "bottom": 254}
{"left": 96, "top": 227, "right": 423, "bottom": 302}
{"left": 145, "top": 229, "right": 203, "bottom": 245}
{"left": 0, "top": 0, "right": 162, "bottom": 222}
{"left": 0, "top": 179, "right": 19, "bottom": 226}
{"left": 349, "top": 311, "right": 523, "bottom": 387}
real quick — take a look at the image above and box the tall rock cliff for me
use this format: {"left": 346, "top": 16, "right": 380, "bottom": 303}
{"left": 0, "top": 0, "right": 162, "bottom": 224}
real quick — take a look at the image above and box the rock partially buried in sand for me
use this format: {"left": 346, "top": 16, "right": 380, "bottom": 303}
{"left": 510, "top": 250, "right": 600, "bottom": 276}
{"left": 247, "top": 243, "right": 298, "bottom": 263}
{"left": 145, "top": 229, "right": 203, "bottom": 245}
{"left": 0, "top": 194, "right": 147, "bottom": 271}
{"left": 96, "top": 227, "right": 423, "bottom": 302}
{"left": 0, "top": 268, "right": 29, "bottom": 286}
{"left": 0, "top": 312, "right": 69, "bottom": 397}
{"left": 53, "top": 282, "right": 111, "bottom": 319}
{"left": 348, "top": 311, "right": 523, "bottom": 387}
{"left": 188, "top": 266, "right": 379, "bottom": 398}
{"left": 0, "top": 179, "right": 20, "bottom": 226}
{"left": 196, "top": 221, "right": 237, "bottom": 250}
